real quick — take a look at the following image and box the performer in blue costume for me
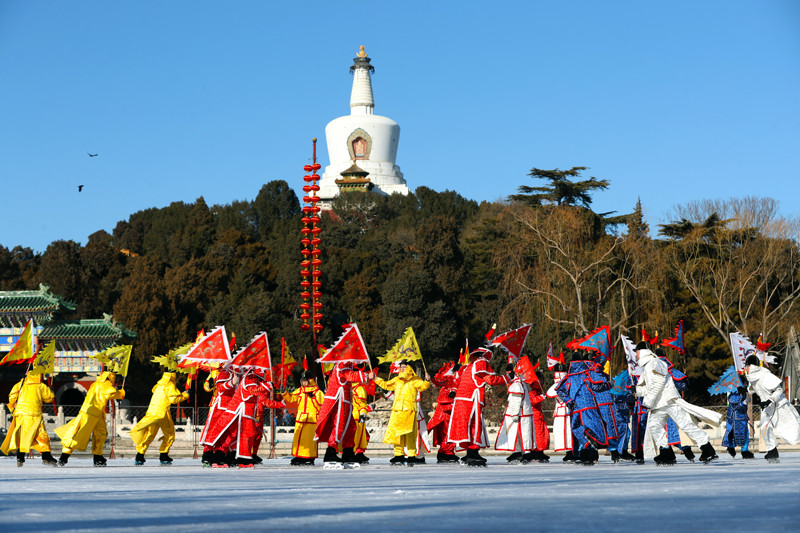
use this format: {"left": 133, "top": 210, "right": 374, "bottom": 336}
{"left": 555, "top": 352, "right": 619, "bottom": 465}
{"left": 723, "top": 383, "right": 753, "bottom": 459}
{"left": 609, "top": 371, "right": 636, "bottom": 463}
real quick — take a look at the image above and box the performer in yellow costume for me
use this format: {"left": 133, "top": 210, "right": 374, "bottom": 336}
{"left": 351, "top": 380, "right": 372, "bottom": 463}
{"left": 284, "top": 371, "right": 325, "bottom": 465}
{"left": 373, "top": 360, "right": 431, "bottom": 466}
{"left": 129, "top": 372, "right": 189, "bottom": 466}
{"left": 55, "top": 371, "right": 125, "bottom": 466}
{"left": 1, "top": 374, "right": 58, "bottom": 466}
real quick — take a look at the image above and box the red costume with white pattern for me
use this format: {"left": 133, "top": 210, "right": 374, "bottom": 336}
{"left": 428, "top": 363, "right": 462, "bottom": 455}
{"left": 314, "top": 362, "right": 367, "bottom": 448}
{"left": 446, "top": 355, "right": 508, "bottom": 449}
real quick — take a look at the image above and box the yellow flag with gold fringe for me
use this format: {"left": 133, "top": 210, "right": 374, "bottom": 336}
{"left": 378, "top": 326, "right": 423, "bottom": 364}
{"left": 0, "top": 318, "right": 36, "bottom": 365}
{"left": 93, "top": 345, "right": 133, "bottom": 376}
{"left": 29, "top": 341, "right": 56, "bottom": 376}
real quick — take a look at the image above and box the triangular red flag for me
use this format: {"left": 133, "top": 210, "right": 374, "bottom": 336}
{"left": 489, "top": 324, "right": 532, "bottom": 359}
{"left": 317, "top": 323, "right": 370, "bottom": 364}
{"left": 228, "top": 332, "right": 271, "bottom": 374}
{"left": 180, "top": 326, "right": 232, "bottom": 367}
{"left": 515, "top": 355, "right": 539, "bottom": 384}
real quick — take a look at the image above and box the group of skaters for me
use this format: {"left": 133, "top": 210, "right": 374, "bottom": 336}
{"left": 3, "top": 338, "right": 800, "bottom": 468}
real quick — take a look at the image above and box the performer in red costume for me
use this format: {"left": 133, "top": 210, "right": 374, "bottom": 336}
{"left": 528, "top": 370, "right": 551, "bottom": 462}
{"left": 199, "top": 368, "right": 238, "bottom": 467}
{"left": 446, "top": 348, "right": 509, "bottom": 466}
{"left": 199, "top": 367, "right": 233, "bottom": 466}
{"left": 428, "top": 361, "right": 463, "bottom": 463}
{"left": 227, "top": 370, "right": 285, "bottom": 467}
{"left": 314, "top": 361, "right": 371, "bottom": 465}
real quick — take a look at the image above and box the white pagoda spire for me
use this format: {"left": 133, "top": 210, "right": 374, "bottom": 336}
{"left": 317, "top": 45, "right": 410, "bottom": 207}
{"left": 349, "top": 45, "right": 374, "bottom": 114}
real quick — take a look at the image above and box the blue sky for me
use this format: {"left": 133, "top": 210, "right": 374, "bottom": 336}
{"left": 1, "top": 1, "right": 798, "bottom": 252}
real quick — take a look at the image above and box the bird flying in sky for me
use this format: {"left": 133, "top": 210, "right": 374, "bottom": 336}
{"left": 78, "top": 185, "right": 84, "bottom": 192}
{"left": 87, "top": 152, "right": 98, "bottom": 157}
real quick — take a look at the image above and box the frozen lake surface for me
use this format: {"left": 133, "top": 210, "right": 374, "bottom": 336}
{"left": 2, "top": 452, "right": 799, "bottom": 532}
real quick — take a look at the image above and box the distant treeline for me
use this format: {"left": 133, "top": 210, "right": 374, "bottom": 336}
{"left": 2, "top": 169, "right": 798, "bottom": 406}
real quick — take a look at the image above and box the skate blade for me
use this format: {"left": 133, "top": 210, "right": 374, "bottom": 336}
{"left": 343, "top": 462, "right": 360, "bottom": 469}
{"left": 323, "top": 462, "right": 344, "bottom": 470}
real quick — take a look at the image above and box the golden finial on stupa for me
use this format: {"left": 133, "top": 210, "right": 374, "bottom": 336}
{"left": 357, "top": 45, "right": 368, "bottom": 58}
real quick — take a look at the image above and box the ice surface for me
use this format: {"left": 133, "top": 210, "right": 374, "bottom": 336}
{"left": 2, "top": 452, "right": 799, "bottom": 532}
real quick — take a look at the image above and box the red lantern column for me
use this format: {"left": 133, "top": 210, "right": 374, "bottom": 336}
{"left": 300, "top": 138, "right": 323, "bottom": 382}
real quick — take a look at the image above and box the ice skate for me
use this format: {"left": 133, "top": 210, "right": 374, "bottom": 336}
{"left": 506, "top": 452, "right": 523, "bottom": 464}
{"left": 93, "top": 454, "right": 108, "bottom": 467}
{"left": 741, "top": 450, "right": 755, "bottom": 460}
{"left": 354, "top": 452, "right": 370, "bottom": 464}
{"left": 681, "top": 446, "right": 695, "bottom": 463}
{"left": 436, "top": 451, "right": 460, "bottom": 464}
{"left": 764, "top": 448, "right": 780, "bottom": 464}
{"left": 699, "top": 442, "right": 718, "bottom": 464}
{"left": 159, "top": 452, "right": 173, "bottom": 466}
{"left": 654, "top": 447, "right": 676, "bottom": 466}
{"left": 618, "top": 451, "right": 636, "bottom": 462}
{"left": 389, "top": 455, "right": 407, "bottom": 467}
{"left": 134, "top": 453, "right": 146, "bottom": 466}
{"left": 536, "top": 451, "right": 550, "bottom": 463}
{"left": 41, "top": 451, "right": 58, "bottom": 467}
{"left": 462, "top": 448, "right": 487, "bottom": 467}
{"left": 57, "top": 453, "right": 70, "bottom": 467}
{"left": 16, "top": 452, "right": 25, "bottom": 467}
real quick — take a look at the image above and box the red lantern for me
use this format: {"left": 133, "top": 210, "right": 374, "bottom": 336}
{"left": 304, "top": 165, "right": 313, "bottom": 172}
{"left": 300, "top": 303, "right": 311, "bottom": 310}
{"left": 310, "top": 206, "right": 321, "bottom": 213}
{"left": 300, "top": 227, "right": 311, "bottom": 235}
{"left": 312, "top": 269, "right": 322, "bottom": 277}
{"left": 313, "top": 302, "right": 323, "bottom": 309}
{"left": 301, "top": 238, "right": 311, "bottom": 246}
{"left": 303, "top": 175, "right": 313, "bottom": 183}
{"left": 310, "top": 174, "right": 320, "bottom": 181}
{"left": 301, "top": 281, "right": 311, "bottom": 288}
{"left": 301, "top": 291, "right": 311, "bottom": 299}
{"left": 311, "top": 238, "right": 321, "bottom": 246}
{"left": 311, "top": 259, "right": 322, "bottom": 267}
{"left": 301, "top": 260, "right": 311, "bottom": 267}
{"left": 313, "top": 324, "right": 324, "bottom": 332}
{"left": 311, "top": 249, "right": 322, "bottom": 256}
{"left": 300, "top": 269, "right": 310, "bottom": 277}
{"left": 302, "top": 185, "right": 312, "bottom": 193}
{"left": 312, "top": 281, "right": 322, "bottom": 288}
{"left": 301, "top": 324, "right": 311, "bottom": 331}
{"left": 311, "top": 163, "right": 321, "bottom": 171}
{"left": 300, "top": 312, "right": 310, "bottom": 320}
{"left": 311, "top": 184, "right": 320, "bottom": 192}
{"left": 312, "top": 291, "right": 322, "bottom": 298}
{"left": 312, "top": 227, "right": 322, "bottom": 235}
{"left": 301, "top": 249, "right": 311, "bottom": 256}
{"left": 313, "top": 313, "right": 323, "bottom": 321}
{"left": 310, "top": 216, "right": 321, "bottom": 224}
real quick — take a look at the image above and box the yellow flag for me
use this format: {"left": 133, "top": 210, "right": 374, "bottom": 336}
{"left": 29, "top": 341, "right": 56, "bottom": 375}
{"left": 153, "top": 342, "right": 194, "bottom": 373}
{"left": 93, "top": 345, "right": 133, "bottom": 376}
{"left": 0, "top": 319, "right": 36, "bottom": 365}
{"left": 282, "top": 338, "right": 296, "bottom": 365}
{"left": 378, "top": 326, "right": 423, "bottom": 364}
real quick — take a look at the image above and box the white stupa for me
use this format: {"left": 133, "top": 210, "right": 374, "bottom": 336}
{"left": 317, "top": 46, "right": 410, "bottom": 207}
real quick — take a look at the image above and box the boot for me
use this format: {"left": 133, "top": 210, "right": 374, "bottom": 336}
{"left": 506, "top": 452, "right": 523, "bottom": 463}
{"left": 93, "top": 455, "right": 107, "bottom": 467}
{"left": 323, "top": 446, "right": 341, "bottom": 464}
{"left": 654, "top": 447, "right": 676, "bottom": 466}
{"left": 699, "top": 442, "right": 718, "bottom": 463}
{"left": 236, "top": 457, "right": 255, "bottom": 468}
{"left": 579, "top": 447, "right": 597, "bottom": 466}
{"left": 16, "top": 452, "right": 25, "bottom": 467}
{"left": 764, "top": 448, "right": 780, "bottom": 464}
{"left": 437, "top": 450, "right": 460, "bottom": 463}
{"left": 252, "top": 454, "right": 263, "bottom": 465}
{"left": 741, "top": 450, "right": 755, "bottom": 460}
{"left": 562, "top": 450, "right": 577, "bottom": 463}
{"left": 727, "top": 447, "right": 736, "bottom": 458}
{"left": 159, "top": 452, "right": 173, "bottom": 465}
{"left": 520, "top": 451, "right": 537, "bottom": 464}
{"left": 619, "top": 451, "right": 636, "bottom": 462}
{"left": 406, "top": 456, "right": 424, "bottom": 465}
{"left": 41, "top": 451, "right": 58, "bottom": 467}
{"left": 610, "top": 450, "right": 620, "bottom": 463}
{"left": 290, "top": 456, "right": 307, "bottom": 466}
{"left": 634, "top": 449, "right": 644, "bottom": 465}
{"left": 341, "top": 447, "right": 357, "bottom": 464}
{"left": 57, "top": 453, "right": 70, "bottom": 467}
{"left": 211, "top": 450, "right": 229, "bottom": 468}
{"left": 463, "top": 448, "right": 487, "bottom": 466}
{"left": 354, "top": 452, "right": 370, "bottom": 464}
{"left": 224, "top": 451, "right": 235, "bottom": 466}
{"left": 134, "top": 452, "right": 146, "bottom": 466}
{"left": 682, "top": 446, "right": 695, "bottom": 463}
{"left": 537, "top": 450, "right": 550, "bottom": 463}
{"left": 389, "top": 454, "right": 407, "bottom": 466}
{"left": 201, "top": 450, "right": 213, "bottom": 467}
